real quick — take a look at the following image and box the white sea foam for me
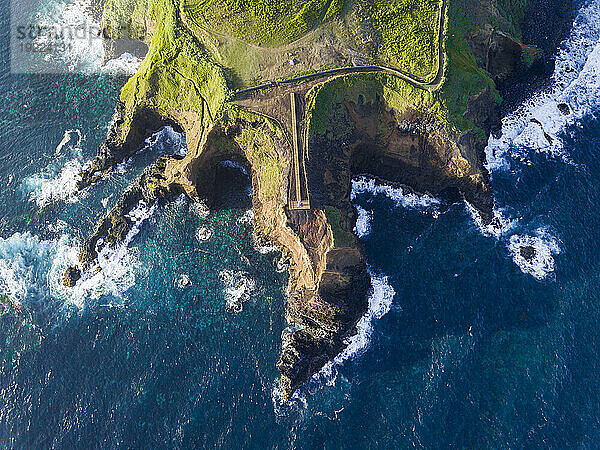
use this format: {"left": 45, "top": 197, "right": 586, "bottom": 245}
{"left": 219, "top": 160, "right": 248, "bottom": 175}
{"left": 219, "top": 269, "right": 256, "bottom": 313}
{"left": 508, "top": 229, "right": 561, "bottom": 280}
{"left": 33, "top": 0, "right": 141, "bottom": 75}
{"left": 24, "top": 129, "right": 85, "bottom": 207}
{"left": 59, "top": 200, "right": 157, "bottom": 307}
{"left": 237, "top": 209, "right": 254, "bottom": 225}
{"left": 196, "top": 227, "right": 213, "bottom": 242}
{"left": 354, "top": 205, "right": 373, "bottom": 238}
{"left": 274, "top": 256, "right": 289, "bottom": 273}
{"left": 55, "top": 129, "right": 81, "bottom": 155}
{"left": 189, "top": 202, "right": 210, "bottom": 219}
{"left": 101, "top": 53, "right": 142, "bottom": 76}
{"left": 175, "top": 193, "right": 188, "bottom": 205}
{"left": 174, "top": 273, "right": 192, "bottom": 289}
{"left": 0, "top": 233, "right": 54, "bottom": 305}
{"left": 311, "top": 268, "right": 396, "bottom": 385}
{"left": 256, "top": 239, "right": 279, "bottom": 255}
{"left": 26, "top": 158, "right": 85, "bottom": 207}
{"left": 486, "top": 1, "right": 600, "bottom": 169}
{"left": 33, "top": 0, "right": 104, "bottom": 73}
{"left": 351, "top": 176, "right": 440, "bottom": 211}
{"left": 142, "top": 126, "right": 187, "bottom": 158}
{"left": 101, "top": 195, "right": 112, "bottom": 209}
{"left": 465, "top": 202, "right": 518, "bottom": 238}
{"left": 0, "top": 230, "right": 138, "bottom": 311}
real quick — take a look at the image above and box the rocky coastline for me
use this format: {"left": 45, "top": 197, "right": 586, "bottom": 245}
{"left": 64, "top": 0, "right": 573, "bottom": 400}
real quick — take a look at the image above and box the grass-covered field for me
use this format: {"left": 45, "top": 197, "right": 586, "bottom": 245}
{"left": 182, "top": 0, "right": 343, "bottom": 47}
{"left": 117, "top": 0, "right": 227, "bottom": 131}
{"left": 179, "top": 0, "right": 442, "bottom": 81}
{"left": 104, "top": 0, "right": 530, "bottom": 145}
{"left": 359, "top": 0, "right": 441, "bottom": 79}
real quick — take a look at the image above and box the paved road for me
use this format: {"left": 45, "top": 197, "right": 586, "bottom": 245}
{"left": 232, "top": 0, "right": 448, "bottom": 99}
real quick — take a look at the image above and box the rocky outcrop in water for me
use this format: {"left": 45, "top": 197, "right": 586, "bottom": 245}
{"left": 63, "top": 0, "right": 570, "bottom": 401}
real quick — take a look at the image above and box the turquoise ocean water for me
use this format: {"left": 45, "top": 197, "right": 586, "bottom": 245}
{"left": 2, "top": 0, "right": 600, "bottom": 447}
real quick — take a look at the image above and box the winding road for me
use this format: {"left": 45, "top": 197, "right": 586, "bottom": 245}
{"left": 231, "top": 0, "right": 448, "bottom": 210}
{"left": 232, "top": 0, "right": 448, "bottom": 99}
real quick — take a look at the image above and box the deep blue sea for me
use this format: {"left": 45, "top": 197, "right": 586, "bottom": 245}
{"left": 1, "top": 0, "right": 600, "bottom": 448}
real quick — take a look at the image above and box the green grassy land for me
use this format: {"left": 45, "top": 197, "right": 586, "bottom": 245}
{"left": 104, "top": 0, "right": 528, "bottom": 160}
{"left": 324, "top": 206, "right": 357, "bottom": 247}
{"left": 360, "top": 0, "right": 441, "bottom": 79}
{"left": 103, "top": 0, "right": 149, "bottom": 40}
{"left": 117, "top": 0, "right": 228, "bottom": 129}
{"left": 182, "top": 0, "right": 342, "bottom": 47}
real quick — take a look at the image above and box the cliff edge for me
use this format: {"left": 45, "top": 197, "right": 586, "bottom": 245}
{"left": 63, "top": 0, "right": 567, "bottom": 400}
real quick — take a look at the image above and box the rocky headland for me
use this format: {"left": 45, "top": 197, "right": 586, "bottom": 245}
{"left": 64, "top": 0, "right": 571, "bottom": 400}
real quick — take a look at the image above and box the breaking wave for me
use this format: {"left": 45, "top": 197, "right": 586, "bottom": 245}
{"left": 237, "top": 209, "right": 254, "bottom": 225}
{"left": 486, "top": 0, "right": 600, "bottom": 169}
{"left": 141, "top": 126, "right": 187, "bottom": 158}
{"left": 508, "top": 229, "right": 561, "bottom": 280}
{"left": 24, "top": 129, "right": 85, "bottom": 207}
{"left": 474, "top": 1, "right": 600, "bottom": 278}
{"left": 58, "top": 200, "right": 157, "bottom": 307}
{"left": 354, "top": 205, "right": 372, "bottom": 238}
{"left": 280, "top": 268, "right": 397, "bottom": 401}
{"left": 351, "top": 176, "right": 440, "bottom": 211}
{"left": 465, "top": 203, "right": 518, "bottom": 238}
{"left": 32, "top": 0, "right": 141, "bottom": 74}
{"left": 101, "top": 53, "right": 143, "bottom": 76}
{"left": 0, "top": 230, "right": 137, "bottom": 312}
{"left": 219, "top": 269, "right": 256, "bottom": 313}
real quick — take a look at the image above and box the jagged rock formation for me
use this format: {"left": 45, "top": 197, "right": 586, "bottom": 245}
{"left": 64, "top": 0, "right": 563, "bottom": 400}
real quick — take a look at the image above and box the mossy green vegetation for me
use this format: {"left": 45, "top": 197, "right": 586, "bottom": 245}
{"left": 182, "top": 0, "right": 341, "bottom": 47}
{"left": 521, "top": 44, "right": 543, "bottom": 68}
{"left": 307, "top": 72, "right": 446, "bottom": 141}
{"left": 177, "top": 0, "right": 443, "bottom": 87}
{"left": 118, "top": 0, "right": 228, "bottom": 129}
{"left": 102, "top": 0, "right": 149, "bottom": 40}
{"left": 359, "top": 0, "right": 441, "bottom": 79}
{"left": 438, "top": 7, "right": 498, "bottom": 136}
{"left": 324, "top": 206, "right": 356, "bottom": 248}
{"left": 105, "top": 0, "right": 530, "bottom": 162}
{"left": 493, "top": 0, "right": 527, "bottom": 40}
{"left": 221, "top": 108, "right": 288, "bottom": 201}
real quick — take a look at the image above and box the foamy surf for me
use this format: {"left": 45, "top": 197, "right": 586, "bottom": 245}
{"left": 508, "top": 229, "right": 561, "bottom": 280}
{"left": 485, "top": 0, "right": 600, "bottom": 169}
{"left": 0, "top": 229, "right": 138, "bottom": 312}
{"left": 351, "top": 176, "right": 440, "bottom": 212}
{"left": 24, "top": 129, "right": 85, "bottom": 207}
{"left": 354, "top": 205, "right": 373, "bottom": 238}
{"left": 33, "top": 0, "right": 104, "bottom": 73}
{"left": 33, "top": 0, "right": 141, "bottom": 75}
{"left": 272, "top": 269, "right": 396, "bottom": 410}
{"left": 0, "top": 233, "right": 55, "bottom": 306}
{"left": 101, "top": 53, "right": 142, "bottom": 76}
{"left": 142, "top": 126, "right": 187, "bottom": 158}
{"left": 318, "top": 270, "right": 396, "bottom": 380}
{"left": 219, "top": 269, "right": 256, "bottom": 313}
{"left": 57, "top": 200, "right": 157, "bottom": 307}
{"left": 465, "top": 202, "right": 518, "bottom": 238}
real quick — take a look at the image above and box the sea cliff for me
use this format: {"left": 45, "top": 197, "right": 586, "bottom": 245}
{"left": 64, "top": 0, "right": 571, "bottom": 400}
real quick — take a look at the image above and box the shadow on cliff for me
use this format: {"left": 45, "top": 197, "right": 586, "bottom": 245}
{"left": 211, "top": 161, "right": 253, "bottom": 211}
